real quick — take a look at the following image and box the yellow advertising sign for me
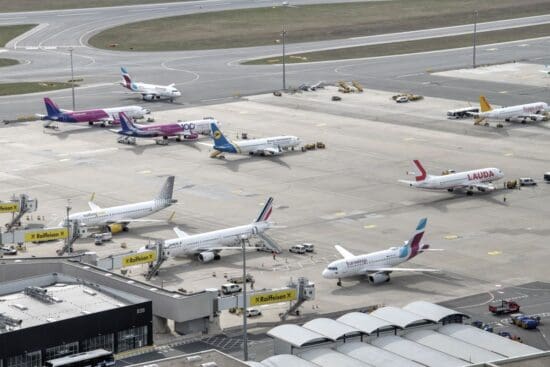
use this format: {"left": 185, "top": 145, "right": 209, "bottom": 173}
{"left": 24, "top": 228, "right": 68, "bottom": 242}
{"left": 122, "top": 251, "right": 157, "bottom": 267}
{"left": 250, "top": 289, "right": 297, "bottom": 306}
{"left": 0, "top": 202, "right": 19, "bottom": 213}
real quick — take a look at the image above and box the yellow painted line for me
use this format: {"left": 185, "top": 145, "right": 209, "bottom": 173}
{"left": 138, "top": 170, "right": 151, "bottom": 174}
{"left": 444, "top": 235, "right": 459, "bottom": 240}
{"left": 488, "top": 251, "right": 502, "bottom": 256}
{"left": 334, "top": 211, "right": 346, "bottom": 217}
{"left": 363, "top": 224, "right": 377, "bottom": 229}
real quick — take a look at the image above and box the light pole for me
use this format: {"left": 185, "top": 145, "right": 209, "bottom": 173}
{"left": 241, "top": 235, "right": 248, "bottom": 361}
{"left": 473, "top": 11, "right": 478, "bottom": 69}
{"left": 69, "top": 47, "right": 75, "bottom": 110}
{"left": 281, "top": 27, "right": 287, "bottom": 91}
{"left": 65, "top": 200, "right": 72, "bottom": 253}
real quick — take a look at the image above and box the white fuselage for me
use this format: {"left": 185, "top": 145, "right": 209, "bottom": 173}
{"left": 104, "top": 106, "right": 150, "bottom": 120}
{"left": 412, "top": 168, "right": 503, "bottom": 190}
{"left": 235, "top": 136, "right": 301, "bottom": 154}
{"left": 162, "top": 221, "right": 270, "bottom": 258}
{"left": 135, "top": 82, "right": 181, "bottom": 98}
{"left": 480, "top": 102, "right": 548, "bottom": 121}
{"left": 323, "top": 247, "right": 408, "bottom": 279}
{"left": 176, "top": 119, "right": 216, "bottom": 135}
{"left": 64, "top": 199, "right": 169, "bottom": 227}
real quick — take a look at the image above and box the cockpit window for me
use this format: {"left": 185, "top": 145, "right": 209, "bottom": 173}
{"left": 328, "top": 267, "right": 337, "bottom": 271}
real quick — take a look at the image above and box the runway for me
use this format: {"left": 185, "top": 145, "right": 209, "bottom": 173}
{"left": 0, "top": 0, "right": 549, "bottom": 119}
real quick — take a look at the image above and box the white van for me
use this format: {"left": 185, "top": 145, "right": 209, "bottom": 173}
{"left": 302, "top": 243, "right": 315, "bottom": 252}
{"left": 289, "top": 244, "right": 306, "bottom": 254}
{"left": 221, "top": 283, "right": 242, "bottom": 295}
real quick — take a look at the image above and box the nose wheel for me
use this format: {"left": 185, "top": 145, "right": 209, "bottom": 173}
{"left": 337, "top": 279, "right": 342, "bottom": 287}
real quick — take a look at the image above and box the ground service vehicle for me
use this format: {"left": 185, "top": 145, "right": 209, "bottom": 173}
{"left": 45, "top": 349, "right": 115, "bottom": 367}
{"left": 489, "top": 300, "right": 520, "bottom": 315}
{"left": 511, "top": 313, "right": 540, "bottom": 329}
{"left": 519, "top": 177, "right": 537, "bottom": 186}
{"left": 0, "top": 246, "right": 17, "bottom": 255}
{"left": 246, "top": 308, "right": 262, "bottom": 317}
{"left": 94, "top": 232, "right": 113, "bottom": 245}
{"left": 544, "top": 172, "right": 550, "bottom": 183}
{"left": 221, "top": 283, "right": 242, "bottom": 295}
{"left": 228, "top": 274, "right": 254, "bottom": 284}
{"left": 447, "top": 107, "right": 479, "bottom": 119}
{"left": 289, "top": 244, "right": 306, "bottom": 254}
{"left": 302, "top": 243, "right": 315, "bottom": 252}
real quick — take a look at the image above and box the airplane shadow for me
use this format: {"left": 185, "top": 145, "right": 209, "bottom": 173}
{"left": 329, "top": 271, "right": 465, "bottom": 297}
{"left": 120, "top": 222, "right": 200, "bottom": 242}
{"left": 211, "top": 155, "right": 291, "bottom": 173}
{"left": 44, "top": 126, "right": 107, "bottom": 140}
{"left": 415, "top": 188, "right": 509, "bottom": 212}
{"left": 119, "top": 141, "right": 176, "bottom": 155}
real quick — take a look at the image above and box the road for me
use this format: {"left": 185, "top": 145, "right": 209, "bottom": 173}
{"left": 0, "top": 1, "right": 549, "bottom": 119}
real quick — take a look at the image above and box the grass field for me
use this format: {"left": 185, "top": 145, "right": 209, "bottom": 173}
{"left": 89, "top": 0, "right": 550, "bottom": 51}
{"left": 0, "top": 59, "right": 19, "bottom": 68}
{"left": 0, "top": 0, "right": 191, "bottom": 12}
{"left": 0, "top": 82, "right": 74, "bottom": 97}
{"left": 0, "top": 24, "right": 36, "bottom": 47}
{"left": 244, "top": 23, "right": 550, "bottom": 65}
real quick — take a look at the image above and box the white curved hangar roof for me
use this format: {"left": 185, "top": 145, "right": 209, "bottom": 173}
{"left": 299, "top": 348, "right": 375, "bottom": 367}
{"left": 303, "top": 318, "right": 361, "bottom": 340}
{"left": 261, "top": 354, "right": 318, "bottom": 367}
{"left": 370, "top": 306, "right": 432, "bottom": 329}
{"left": 267, "top": 324, "right": 329, "bottom": 347}
{"left": 404, "top": 329, "right": 504, "bottom": 363}
{"left": 337, "top": 341, "right": 424, "bottom": 367}
{"left": 403, "top": 301, "right": 469, "bottom": 323}
{"left": 371, "top": 335, "right": 466, "bottom": 367}
{"left": 438, "top": 324, "right": 541, "bottom": 357}
{"left": 337, "top": 312, "right": 399, "bottom": 334}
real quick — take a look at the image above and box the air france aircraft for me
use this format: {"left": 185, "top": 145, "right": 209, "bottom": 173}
{"left": 322, "top": 218, "right": 438, "bottom": 286}
{"left": 120, "top": 67, "right": 181, "bottom": 102}
{"left": 209, "top": 122, "right": 301, "bottom": 158}
{"left": 399, "top": 160, "right": 504, "bottom": 195}
{"left": 61, "top": 176, "right": 176, "bottom": 233}
{"left": 159, "top": 197, "right": 275, "bottom": 262}
{"left": 472, "top": 96, "right": 549, "bottom": 124}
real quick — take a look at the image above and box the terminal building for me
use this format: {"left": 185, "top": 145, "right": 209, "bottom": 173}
{"left": 0, "top": 270, "right": 152, "bottom": 367}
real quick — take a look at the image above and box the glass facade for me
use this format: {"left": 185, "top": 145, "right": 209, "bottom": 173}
{"left": 6, "top": 351, "right": 41, "bottom": 367}
{"left": 45, "top": 342, "right": 79, "bottom": 361}
{"left": 82, "top": 334, "right": 115, "bottom": 353}
{"left": 117, "top": 326, "right": 148, "bottom": 353}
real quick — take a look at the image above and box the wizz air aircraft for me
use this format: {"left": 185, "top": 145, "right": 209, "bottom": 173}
{"left": 473, "top": 96, "right": 548, "bottom": 124}
{"left": 62, "top": 176, "right": 176, "bottom": 233}
{"left": 38, "top": 97, "right": 149, "bottom": 127}
{"left": 114, "top": 112, "right": 215, "bottom": 142}
{"left": 159, "top": 197, "right": 275, "bottom": 262}
{"left": 209, "top": 122, "right": 301, "bottom": 158}
{"left": 120, "top": 67, "right": 181, "bottom": 102}
{"left": 322, "top": 218, "right": 438, "bottom": 286}
{"left": 399, "top": 160, "right": 504, "bottom": 195}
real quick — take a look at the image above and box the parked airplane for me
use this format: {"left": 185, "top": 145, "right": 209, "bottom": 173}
{"left": 61, "top": 176, "right": 176, "bottom": 233}
{"left": 209, "top": 122, "right": 301, "bottom": 158}
{"left": 399, "top": 160, "right": 504, "bottom": 195}
{"left": 38, "top": 97, "right": 149, "bottom": 127}
{"left": 120, "top": 67, "right": 181, "bottom": 102}
{"left": 472, "top": 96, "right": 548, "bottom": 124}
{"left": 159, "top": 197, "right": 276, "bottom": 262}
{"left": 114, "top": 112, "right": 215, "bottom": 143}
{"left": 322, "top": 218, "right": 438, "bottom": 286}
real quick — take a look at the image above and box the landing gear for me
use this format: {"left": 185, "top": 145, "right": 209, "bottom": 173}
{"left": 169, "top": 98, "right": 174, "bottom": 103}
{"left": 447, "top": 188, "right": 454, "bottom": 192}
{"left": 117, "top": 136, "right": 136, "bottom": 145}
{"left": 88, "top": 121, "right": 94, "bottom": 126}
{"left": 466, "top": 190, "right": 473, "bottom": 196}
{"left": 214, "top": 254, "right": 221, "bottom": 261}
{"left": 337, "top": 279, "right": 342, "bottom": 287}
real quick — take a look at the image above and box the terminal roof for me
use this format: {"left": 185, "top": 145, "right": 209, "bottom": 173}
{"left": 403, "top": 301, "right": 469, "bottom": 323}
{"left": 302, "top": 318, "right": 361, "bottom": 340}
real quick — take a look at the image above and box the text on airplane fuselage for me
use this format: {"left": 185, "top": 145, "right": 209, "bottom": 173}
{"left": 467, "top": 170, "right": 495, "bottom": 181}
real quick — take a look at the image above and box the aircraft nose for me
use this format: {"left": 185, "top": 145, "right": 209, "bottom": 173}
{"left": 144, "top": 109, "right": 151, "bottom": 114}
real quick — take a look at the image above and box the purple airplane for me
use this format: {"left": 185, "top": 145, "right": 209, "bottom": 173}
{"left": 114, "top": 112, "right": 212, "bottom": 144}
{"left": 38, "top": 97, "right": 150, "bottom": 127}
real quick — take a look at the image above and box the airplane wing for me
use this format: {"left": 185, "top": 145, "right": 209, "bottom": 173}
{"left": 257, "top": 147, "right": 282, "bottom": 156}
{"left": 107, "top": 218, "right": 165, "bottom": 224}
{"left": 88, "top": 202, "right": 101, "bottom": 211}
{"left": 194, "top": 246, "right": 254, "bottom": 253}
{"left": 173, "top": 227, "right": 189, "bottom": 238}
{"left": 335, "top": 245, "right": 354, "bottom": 259}
{"left": 472, "top": 183, "right": 496, "bottom": 191}
{"left": 366, "top": 267, "right": 440, "bottom": 272}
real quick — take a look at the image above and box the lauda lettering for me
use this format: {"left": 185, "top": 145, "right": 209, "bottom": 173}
{"left": 468, "top": 171, "right": 494, "bottom": 180}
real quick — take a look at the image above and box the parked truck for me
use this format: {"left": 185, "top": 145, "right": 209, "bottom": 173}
{"left": 488, "top": 300, "right": 520, "bottom": 315}
{"left": 511, "top": 313, "right": 540, "bottom": 330}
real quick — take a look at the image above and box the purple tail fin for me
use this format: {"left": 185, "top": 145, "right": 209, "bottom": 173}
{"left": 44, "top": 97, "right": 61, "bottom": 116}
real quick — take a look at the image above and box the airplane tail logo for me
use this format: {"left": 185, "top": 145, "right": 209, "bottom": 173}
{"left": 413, "top": 160, "right": 427, "bottom": 181}
{"left": 118, "top": 112, "right": 139, "bottom": 133}
{"left": 211, "top": 122, "right": 231, "bottom": 146}
{"left": 402, "top": 217, "right": 427, "bottom": 259}
{"left": 255, "top": 197, "right": 274, "bottom": 222}
{"left": 479, "top": 96, "right": 492, "bottom": 112}
{"left": 157, "top": 176, "right": 175, "bottom": 201}
{"left": 44, "top": 97, "right": 61, "bottom": 116}
{"left": 121, "top": 66, "right": 134, "bottom": 89}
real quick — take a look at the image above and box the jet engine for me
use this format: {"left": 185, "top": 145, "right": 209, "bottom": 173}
{"left": 183, "top": 133, "right": 199, "bottom": 140}
{"left": 198, "top": 251, "right": 216, "bottom": 263}
{"left": 368, "top": 272, "right": 390, "bottom": 284}
{"left": 107, "top": 223, "right": 125, "bottom": 234}
{"left": 143, "top": 95, "right": 154, "bottom": 101}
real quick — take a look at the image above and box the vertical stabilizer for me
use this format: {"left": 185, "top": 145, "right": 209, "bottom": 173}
{"left": 479, "top": 96, "right": 493, "bottom": 112}
{"left": 157, "top": 176, "right": 175, "bottom": 201}
{"left": 405, "top": 218, "right": 427, "bottom": 259}
{"left": 255, "top": 197, "right": 274, "bottom": 222}
{"left": 44, "top": 98, "right": 61, "bottom": 116}
{"left": 413, "top": 160, "right": 427, "bottom": 182}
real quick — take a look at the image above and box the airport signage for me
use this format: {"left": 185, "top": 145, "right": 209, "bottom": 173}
{"left": 122, "top": 251, "right": 157, "bottom": 267}
{"left": 0, "top": 202, "right": 19, "bottom": 213}
{"left": 24, "top": 228, "right": 68, "bottom": 242}
{"left": 250, "top": 289, "right": 297, "bottom": 306}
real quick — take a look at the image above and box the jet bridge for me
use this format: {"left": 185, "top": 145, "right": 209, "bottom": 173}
{"left": 0, "top": 194, "right": 38, "bottom": 231}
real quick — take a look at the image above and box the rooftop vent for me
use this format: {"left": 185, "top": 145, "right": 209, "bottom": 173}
{"left": 24, "top": 286, "right": 61, "bottom": 304}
